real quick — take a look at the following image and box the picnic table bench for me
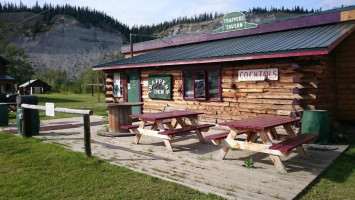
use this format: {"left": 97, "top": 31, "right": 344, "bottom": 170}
{"left": 125, "top": 110, "right": 214, "bottom": 152}
{"left": 214, "top": 117, "right": 319, "bottom": 173}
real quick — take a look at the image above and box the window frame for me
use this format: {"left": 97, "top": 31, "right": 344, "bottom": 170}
{"left": 183, "top": 69, "right": 221, "bottom": 102}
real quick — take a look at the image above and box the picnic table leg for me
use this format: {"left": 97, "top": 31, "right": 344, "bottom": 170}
{"left": 134, "top": 120, "right": 149, "bottom": 144}
{"left": 283, "top": 124, "right": 308, "bottom": 158}
{"left": 194, "top": 130, "right": 205, "bottom": 143}
{"left": 171, "top": 118, "right": 178, "bottom": 128}
{"left": 186, "top": 116, "right": 205, "bottom": 143}
{"left": 217, "top": 146, "right": 230, "bottom": 159}
{"left": 216, "top": 129, "right": 239, "bottom": 160}
{"left": 165, "top": 123, "right": 174, "bottom": 130}
{"left": 246, "top": 132, "right": 258, "bottom": 142}
{"left": 135, "top": 134, "right": 142, "bottom": 144}
{"left": 163, "top": 139, "right": 174, "bottom": 152}
{"left": 156, "top": 121, "right": 175, "bottom": 152}
{"left": 176, "top": 117, "right": 186, "bottom": 127}
{"left": 259, "top": 131, "right": 287, "bottom": 173}
{"left": 268, "top": 128, "right": 277, "bottom": 140}
{"left": 270, "top": 155, "right": 287, "bottom": 173}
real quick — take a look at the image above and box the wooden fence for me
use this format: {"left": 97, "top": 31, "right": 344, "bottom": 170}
{"left": 20, "top": 103, "right": 93, "bottom": 157}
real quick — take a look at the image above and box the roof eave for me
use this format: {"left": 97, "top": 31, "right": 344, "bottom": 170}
{"left": 0, "top": 56, "right": 9, "bottom": 64}
{"left": 94, "top": 49, "right": 329, "bottom": 70}
{"left": 328, "top": 25, "right": 355, "bottom": 52}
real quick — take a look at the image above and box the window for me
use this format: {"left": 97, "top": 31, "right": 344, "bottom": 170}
{"left": 183, "top": 69, "right": 221, "bottom": 101}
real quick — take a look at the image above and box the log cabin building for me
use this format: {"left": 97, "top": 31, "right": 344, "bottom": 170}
{"left": 94, "top": 6, "right": 355, "bottom": 124}
{"left": 0, "top": 55, "right": 14, "bottom": 93}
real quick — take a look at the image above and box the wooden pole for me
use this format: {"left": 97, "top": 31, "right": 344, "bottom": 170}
{"left": 91, "top": 82, "right": 94, "bottom": 97}
{"left": 97, "top": 76, "right": 100, "bottom": 103}
{"left": 21, "top": 108, "right": 31, "bottom": 137}
{"left": 83, "top": 114, "right": 92, "bottom": 157}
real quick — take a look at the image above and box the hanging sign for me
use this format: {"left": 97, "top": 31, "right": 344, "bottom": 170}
{"left": 113, "top": 73, "right": 121, "bottom": 97}
{"left": 148, "top": 74, "right": 172, "bottom": 99}
{"left": 238, "top": 68, "right": 278, "bottom": 81}
{"left": 45, "top": 102, "right": 55, "bottom": 117}
{"left": 213, "top": 11, "right": 258, "bottom": 34}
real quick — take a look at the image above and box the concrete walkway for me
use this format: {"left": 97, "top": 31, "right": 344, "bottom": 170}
{"left": 2, "top": 116, "right": 348, "bottom": 200}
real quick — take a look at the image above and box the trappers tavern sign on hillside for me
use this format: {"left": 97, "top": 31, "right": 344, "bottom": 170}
{"left": 213, "top": 11, "right": 258, "bottom": 34}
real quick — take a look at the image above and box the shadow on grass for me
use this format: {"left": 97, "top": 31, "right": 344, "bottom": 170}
{"left": 322, "top": 144, "right": 354, "bottom": 183}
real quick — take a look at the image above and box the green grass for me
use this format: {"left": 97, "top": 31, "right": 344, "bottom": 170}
{"left": 0, "top": 133, "right": 223, "bottom": 200}
{"left": 298, "top": 143, "right": 355, "bottom": 200}
{"left": 9, "top": 93, "right": 108, "bottom": 123}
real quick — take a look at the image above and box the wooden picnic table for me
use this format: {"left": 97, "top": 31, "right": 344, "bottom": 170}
{"left": 206, "top": 117, "right": 318, "bottom": 173}
{"left": 123, "top": 110, "right": 214, "bottom": 152}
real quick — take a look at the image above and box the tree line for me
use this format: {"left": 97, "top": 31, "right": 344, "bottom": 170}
{"left": 0, "top": 2, "right": 224, "bottom": 42}
{"left": 0, "top": 2, "right": 325, "bottom": 43}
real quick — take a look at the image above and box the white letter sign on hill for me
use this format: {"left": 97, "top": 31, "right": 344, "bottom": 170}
{"left": 45, "top": 102, "right": 55, "bottom": 117}
{"left": 238, "top": 68, "right": 278, "bottom": 81}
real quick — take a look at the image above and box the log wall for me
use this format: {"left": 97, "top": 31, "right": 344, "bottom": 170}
{"left": 336, "top": 32, "right": 355, "bottom": 121}
{"left": 104, "top": 55, "right": 339, "bottom": 123}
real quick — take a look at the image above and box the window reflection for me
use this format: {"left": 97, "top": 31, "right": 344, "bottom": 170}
{"left": 184, "top": 72, "right": 194, "bottom": 98}
{"left": 183, "top": 69, "right": 220, "bottom": 101}
{"left": 195, "top": 72, "right": 205, "bottom": 98}
{"left": 208, "top": 71, "right": 219, "bottom": 99}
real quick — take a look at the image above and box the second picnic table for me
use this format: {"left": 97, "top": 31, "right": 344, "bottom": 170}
{"left": 122, "top": 110, "right": 214, "bottom": 152}
{"left": 205, "top": 117, "right": 318, "bottom": 173}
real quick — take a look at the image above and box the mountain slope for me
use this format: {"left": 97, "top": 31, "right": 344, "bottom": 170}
{"left": 1, "top": 13, "right": 123, "bottom": 79}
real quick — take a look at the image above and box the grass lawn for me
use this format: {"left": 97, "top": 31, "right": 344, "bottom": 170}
{"left": 298, "top": 143, "right": 355, "bottom": 200}
{"left": 0, "top": 133, "right": 223, "bottom": 200}
{"left": 9, "top": 93, "right": 108, "bottom": 123}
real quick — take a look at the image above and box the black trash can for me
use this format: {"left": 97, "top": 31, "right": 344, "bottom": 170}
{"left": 0, "top": 104, "right": 8, "bottom": 127}
{"left": 16, "top": 95, "right": 40, "bottom": 136}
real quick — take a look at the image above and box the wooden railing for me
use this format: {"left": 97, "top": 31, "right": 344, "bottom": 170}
{"left": 20, "top": 103, "right": 93, "bottom": 157}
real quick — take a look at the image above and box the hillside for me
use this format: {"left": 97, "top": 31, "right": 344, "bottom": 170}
{"left": 0, "top": 12, "right": 123, "bottom": 79}
{"left": 0, "top": 5, "right": 312, "bottom": 80}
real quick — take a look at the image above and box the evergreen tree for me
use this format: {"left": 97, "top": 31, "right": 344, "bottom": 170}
{"left": 2, "top": 43, "right": 33, "bottom": 85}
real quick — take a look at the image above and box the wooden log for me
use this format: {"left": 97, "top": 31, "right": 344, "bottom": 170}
{"left": 21, "top": 104, "right": 93, "bottom": 115}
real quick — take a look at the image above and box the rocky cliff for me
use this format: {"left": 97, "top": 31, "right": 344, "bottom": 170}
{"left": 1, "top": 13, "right": 123, "bottom": 79}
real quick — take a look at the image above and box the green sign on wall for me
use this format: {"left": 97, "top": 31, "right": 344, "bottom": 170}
{"left": 148, "top": 74, "right": 172, "bottom": 99}
{"left": 213, "top": 11, "right": 258, "bottom": 34}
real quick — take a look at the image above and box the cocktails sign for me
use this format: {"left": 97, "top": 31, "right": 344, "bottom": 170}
{"left": 148, "top": 74, "right": 172, "bottom": 99}
{"left": 213, "top": 12, "right": 258, "bottom": 34}
{"left": 238, "top": 68, "right": 278, "bottom": 81}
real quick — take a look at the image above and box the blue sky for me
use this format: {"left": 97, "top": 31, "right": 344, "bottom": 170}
{"left": 5, "top": 0, "right": 355, "bottom": 27}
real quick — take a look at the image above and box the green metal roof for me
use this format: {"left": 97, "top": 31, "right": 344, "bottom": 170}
{"left": 95, "top": 23, "right": 355, "bottom": 69}
{"left": 0, "top": 74, "right": 14, "bottom": 81}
